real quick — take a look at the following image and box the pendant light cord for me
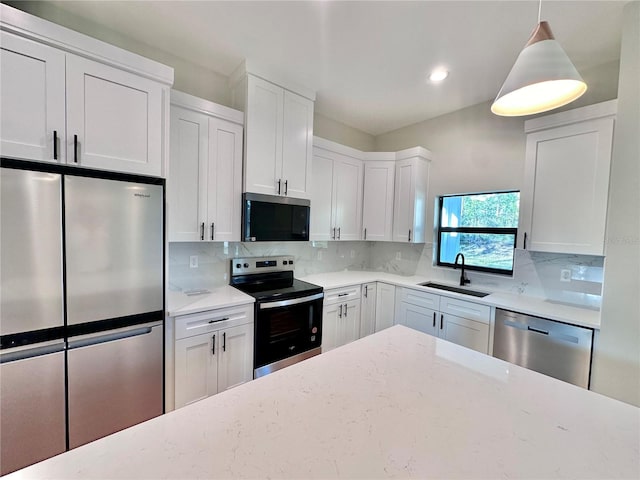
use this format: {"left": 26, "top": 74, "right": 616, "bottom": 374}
{"left": 538, "top": 0, "right": 542, "bottom": 23}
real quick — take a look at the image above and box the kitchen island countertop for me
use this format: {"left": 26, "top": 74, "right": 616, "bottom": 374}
{"left": 6, "top": 325, "right": 638, "bottom": 479}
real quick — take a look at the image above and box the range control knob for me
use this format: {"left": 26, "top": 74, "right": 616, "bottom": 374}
{"left": 282, "top": 260, "right": 287, "bottom": 265}
{"left": 288, "top": 260, "right": 294, "bottom": 265}
{"left": 243, "top": 263, "right": 249, "bottom": 268}
{"left": 235, "top": 263, "right": 241, "bottom": 268}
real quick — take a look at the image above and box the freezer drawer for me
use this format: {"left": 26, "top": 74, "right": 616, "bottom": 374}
{"left": 67, "top": 323, "right": 163, "bottom": 449}
{"left": 493, "top": 309, "right": 594, "bottom": 388}
{"left": 0, "top": 345, "right": 66, "bottom": 476}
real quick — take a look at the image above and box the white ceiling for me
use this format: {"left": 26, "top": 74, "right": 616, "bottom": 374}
{"left": 45, "top": 0, "right": 625, "bottom": 135}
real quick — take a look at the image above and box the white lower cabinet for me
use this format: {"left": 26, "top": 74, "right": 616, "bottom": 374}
{"left": 322, "top": 286, "right": 361, "bottom": 352}
{"left": 395, "top": 288, "right": 490, "bottom": 354}
{"left": 174, "top": 304, "right": 253, "bottom": 409}
{"left": 359, "top": 283, "right": 377, "bottom": 338}
{"left": 374, "top": 282, "right": 396, "bottom": 332}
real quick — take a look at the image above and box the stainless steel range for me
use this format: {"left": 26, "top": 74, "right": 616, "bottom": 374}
{"left": 230, "top": 256, "right": 323, "bottom": 378}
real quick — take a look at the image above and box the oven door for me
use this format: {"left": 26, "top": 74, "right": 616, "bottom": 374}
{"left": 255, "top": 293, "right": 323, "bottom": 376}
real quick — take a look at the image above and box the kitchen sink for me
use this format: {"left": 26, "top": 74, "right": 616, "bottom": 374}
{"left": 418, "top": 282, "right": 490, "bottom": 298}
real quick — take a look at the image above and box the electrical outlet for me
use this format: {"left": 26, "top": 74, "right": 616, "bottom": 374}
{"left": 350, "top": 249, "right": 355, "bottom": 258}
{"left": 560, "top": 269, "right": 571, "bottom": 282}
{"left": 317, "top": 250, "right": 323, "bottom": 261}
{"left": 396, "top": 251, "right": 402, "bottom": 261}
{"left": 189, "top": 255, "right": 198, "bottom": 269}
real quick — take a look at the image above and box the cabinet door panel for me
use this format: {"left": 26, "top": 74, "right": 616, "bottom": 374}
{"left": 392, "top": 161, "right": 416, "bottom": 242}
{"left": 244, "top": 75, "right": 283, "bottom": 195}
{"left": 397, "top": 302, "right": 438, "bottom": 336}
{"left": 442, "top": 313, "right": 489, "bottom": 354}
{"left": 522, "top": 118, "right": 614, "bottom": 254}
{"left": 360, "top": 283, "right": 377, "bottom": 338}
{"left": 0, "top": 32, "right": 65, "bottom": 163}
{"left": 208, "top": 118, "right": 243, "bottom": 241}
{"left": 375, "top": 283, "right": 396, "bottom": 332}
{"left": 218, "top": 324, "right": 254, "bottom": 392}
{"left": 321, "top": 304, "right": 339, "bottom": 352}
{"left": 362, "top": 162, "right": 395, "bottom": 241}
{"left": 169, "top": 107, "right": 208, "bottom": 241}
{"left": 174, "top": 333, "right": 218, "bottom": 408}
{"left": 310, "top": 153, "right": 335, "bottom": 241}
{"left": 333, "top": 157, "right": 363, "bottom": 240}
{"left": 282, "top": 91, "right": 313, "bottom": 199}
{"left": 341, "top": 300, "right": 361, "bottom": 346}
{"left": 66, "top": 55, "right": 163, "bottom": 176}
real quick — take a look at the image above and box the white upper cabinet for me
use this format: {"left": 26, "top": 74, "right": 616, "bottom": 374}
{"left": 520, "top": 100, "right": 616, "bottom": 255}
{"left": 0, "top": 4, "right": 173, "bottom": 176}
{"left": 310, "top": 138, "right": 363, "bottom": 241}
{"left": 0, "top": 31, "right": 65, "bottom": 163}
{"left": 168, "top": 91, "right": 244, "bottom": 242}
{"left": 235, "top": 73, "right": 314, "bottom": 199}
{"left": 392, "top": 148, "right": 432, "bottom": 243}
{"left": 66, "top": 55, "right": 164, "bottom": 176}
{"left": 362, "top": 160, "right": 395, "bottom": 241}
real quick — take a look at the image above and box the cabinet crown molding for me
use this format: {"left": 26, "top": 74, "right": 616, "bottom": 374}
{"left": 170, "top": 90, "right": 244, "bottom": 125}
{"left": 0, "top": 4, "right": 174, "bottom": 85}
{"left": 313, "top": 136, "right": 432, "bottom": 163}
{"left": 229, "top": 60, "right": 316, "bottom": 101}
{"left": 525, "top": 99, "right": 617, "bottom": 133}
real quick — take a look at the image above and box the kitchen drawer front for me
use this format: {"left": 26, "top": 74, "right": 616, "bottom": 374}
{"left": 324, "top": 285, "right": 361, "bottom": 305}
{"left": 440, "top": 297, "right": 490, "bottom": 324}
{"left": 400, "top": 287, "right": 440, "bottom": 311}
{"left": 175, "top": 304, "right": 254, "bottom": 340}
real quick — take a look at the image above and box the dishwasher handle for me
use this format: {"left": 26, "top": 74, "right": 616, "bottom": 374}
{"left": 527, "top": 326, "right": 549, "bottom": 335}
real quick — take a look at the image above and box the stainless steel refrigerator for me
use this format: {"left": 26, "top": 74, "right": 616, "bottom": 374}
{"left": 0, "top": 161, "right": 164, "bottom": 475}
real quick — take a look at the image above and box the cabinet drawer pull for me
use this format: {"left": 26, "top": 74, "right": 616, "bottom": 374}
{"left": 338, "top": 293, "right": 349, "bottom": 297}
{"left": 73, "top": 134, "right": 78, "bottom": 163}
{"left": 211, "top": 222, "right": 215, "bottom": 241}
{"left": 211, "top": 334, "right": 216, "bottom": 355}
{"left": 53, "top": 130, "right": 58, "bottom": 160}
{"left": 200, "top": 222, "right": 205, "bottom": 241}
{"left": 208, "top": 317, "right": 229, "bottom": 324}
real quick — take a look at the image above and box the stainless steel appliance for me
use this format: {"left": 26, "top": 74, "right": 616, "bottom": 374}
{"left": 493, "top": 308, "right": 594, "bottom": 388}
{"left": 242, "top": 193, "right": 310, "bottom": 242}
{"left": 0, "top": 160, "right": 164, "bottom": 475}
{"left": 230, "top": 256, "right": 323, "bottom": 377}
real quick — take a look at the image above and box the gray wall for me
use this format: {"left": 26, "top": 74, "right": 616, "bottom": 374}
{"left": 590, "top": 0, "right": 640, "bottom": 406}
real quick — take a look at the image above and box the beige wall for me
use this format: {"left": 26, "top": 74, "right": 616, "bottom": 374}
{"left": 313, "top": 113, "right": 376, "bottom": 151}
{"left": 590, "top": 0, "right": 640, "bottom": 406}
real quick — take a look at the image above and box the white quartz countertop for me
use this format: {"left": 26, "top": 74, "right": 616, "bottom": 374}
{"left": 167, "top": 285, "right": 254, "bottom": 317}
{"left": 300, "top": 271, "right": 601, "bottom": 329}
{"left": 8, "top": 326, "right": 638, "bottom": 479}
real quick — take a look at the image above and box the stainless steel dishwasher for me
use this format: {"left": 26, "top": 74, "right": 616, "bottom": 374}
{"left": 493, "top": 309, "right": 594, "bottom": 388}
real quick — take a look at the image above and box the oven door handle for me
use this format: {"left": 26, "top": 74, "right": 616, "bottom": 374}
{"left": 259, "top": 292, "right": 324, "bottom": 310}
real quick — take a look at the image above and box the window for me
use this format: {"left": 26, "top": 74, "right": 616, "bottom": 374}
{"left": 437, "top": 191, "right": 520, "bottom": 275}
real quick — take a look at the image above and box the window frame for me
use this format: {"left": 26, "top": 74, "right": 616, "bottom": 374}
{"left": 436, "top": 190, "right": 519, "bottom": 276}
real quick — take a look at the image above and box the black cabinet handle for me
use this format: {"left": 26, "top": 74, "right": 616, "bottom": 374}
{"left": 338, "top": 293, "right": 349, "bottom": 297}
{"left": 284, "top": 180, "right": 288, "bottom": 195}
{"left": 332, "top": 227, "right": 336, "bottom": 240}
{"left": 338, "top": 304, "right": 343, "bottom": 318}
{"left": 408, "top": 229, "right": 412, "bottom": 242}
{"left": 523, "top": 232, "right": 528, "bottom": 250}
{"left": 277, "top": 179, "right": 281, "bottom": 195}
{"left": 208, "top": 317, "right": 229, "bottom": 324}
{"left": 53, "top": 130, "right": 58, "bottom": 160}
{"left": 211, "top": 222, "right": 215, "bottom": 241}
{"left": 364, "top": 285, "right": 368, "bottom": 298}
{"left": 440, "top": 314, "right": 444, "bottom": 330}
{"left": 344, "top": 303, "right": 348, "bottom": 317}
{"left": 211, "top": 334, "right": 216, "bottom": 355}
{"left": 200, "top": 222, "right": 205, "bottom": 241}
{"left": 433, "top": 312, "right": 436, "bottom": 328}
{"left": 73, "top": 134, "right": 78, "bottom": 163}
{"left": 338, "top": 227, "right": 341, "bottom": 240}
{"left": 223, "top": 332, "right": 226, "bottom": 352}
{"left": 364, "top": 228, "right": 367, "bottom": 240}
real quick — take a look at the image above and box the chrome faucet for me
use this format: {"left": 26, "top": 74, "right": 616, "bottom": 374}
{"left": 454, "top": 253, "right": 470, "bottom": 287}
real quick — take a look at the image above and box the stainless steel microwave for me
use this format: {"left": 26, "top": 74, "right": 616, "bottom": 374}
{"left": 242, "top": 193, "right": 310, "bottom": 242}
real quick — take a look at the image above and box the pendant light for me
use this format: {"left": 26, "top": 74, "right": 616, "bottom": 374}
{"left": 491, "top": 1, "right": 587, "bottom": 116}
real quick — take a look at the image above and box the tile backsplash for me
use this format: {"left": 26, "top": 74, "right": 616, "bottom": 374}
{"left": 169, "top": 241, "right": 604, "bottom": 309}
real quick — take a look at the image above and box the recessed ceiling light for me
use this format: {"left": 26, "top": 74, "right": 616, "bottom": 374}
{"left": 429, "top": 69, "right": 449, "bottom": 82}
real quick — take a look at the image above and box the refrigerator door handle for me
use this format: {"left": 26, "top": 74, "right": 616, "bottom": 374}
{"left": 0, "top": 341, "right": 66, "bottom": 364}
{"left": 68, "top": 324, "right": 159, "bottom": 350}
